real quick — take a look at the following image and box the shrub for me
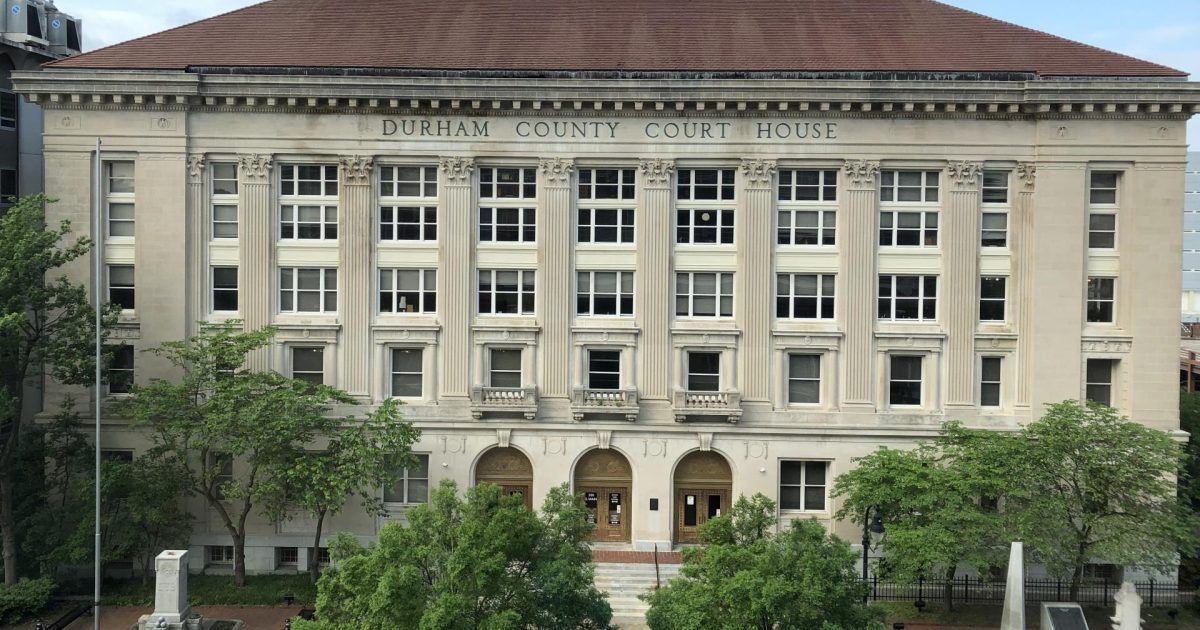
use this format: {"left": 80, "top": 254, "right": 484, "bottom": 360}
{"left": 0, "top": 577, "right": 54, "bottom": 624}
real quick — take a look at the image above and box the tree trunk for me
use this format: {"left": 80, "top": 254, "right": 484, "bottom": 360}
{"left": 309, "top": 508, "right": 326, "bottom": 582}
{"left": 0, "top": 471, "right": 17, "bottom": 585}
{"left": 1069, "top": 563, "right": 1084, "bottom": 602}
{"left": 233, "top": 533, "right": 247, "bottom": 587}
{"left": 942, "top": 565, "right": 957, "bottom": 612}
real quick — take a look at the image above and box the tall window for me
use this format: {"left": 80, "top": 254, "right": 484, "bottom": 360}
{"left": 384, "top": 454, "right": 430, "bottom": 504}
{"left": 677, "top": 169, "right": 735, "bottom": 245}
{"left": 1088, "top": 171, "right": 1119, "bottom": 249}
{"left": 577, "top": 271, "right": 633, "bottom": 316}
{"left": 889, "top": 355, "right": 923, "bottom": 406}
{"left": 979, "top": 277, "right": 1006, "bottom": 322}
{"left": 777, "top": 170, "right": 837, "bottom": 246}
{"left": 787, "top": 354, "right": 821, "bottom": 405}
{"left": 686, "top": 352, "right": 721, "bottom": 391}
{"left": 776, "top": 274, "right": 835, "bottom": 320}
{"left": 578, "top": 168, "right": 635, "bottom": 244}
{"left": 980, "top": 356, "right": 1002, "bottom": 407}
{"left": 211, "top": 163, "right": 238, "bottom": 239}
{"left": 105, "top": 161, "right": 135, "bottom": 239}
{"left": 0, "top": 90, "right": 16, "bottom": 130}
{"left": 479, "top": 167, "right": 536, "bottom": 243}
{"left": 279, "top": 268, "right": 337, "bottom": 313}
{"left": 212, "top": 267, "right": 239, "bottom": 312}
{"left": 489, "top": 349, "right": 522, "bottom": 387}
{"left": 479, "top": 207, "right": 536, "bottom": 242}
{"left": 291, "top": 347, "right": 324, "bottom": 386}
{"left": 878, "top": 275, "right": 937, "bottom": 321}
{"left": 280, "top": 164, "right": 338, "bottom": 240}
{"left": 675, "top": 272, "right": 733, "bottom": 317}
{"left": 587, "top": 350, "right": 622, "bottom": 390}
{"left": 108, "top": 265, "right": 135, "bottom": 310}
{"left": 779, "top": 461, "right": 827, "bottom": 511}
{"left": 107, "top": 345, "right": 134, "bottom": 394}
{"left": 1086, "top": 277, "right": 1115, "bottom": 323}
{"left": 380, "top": 165, "right": 438, "bottom": 241}
{"left": 478, "top": 270, "right": 535, "bottom": 315}
{"left": 379, "top": 269, "right": 436, "bottom": 314}
{"left": 981, "top": 170, "right": 1008, "bottom": 248}
{"left": 390, "top": 348, "right": 423, "bottom": 397}
{"left": 1085, "top": 358, "right": 1115, "bottom": 406}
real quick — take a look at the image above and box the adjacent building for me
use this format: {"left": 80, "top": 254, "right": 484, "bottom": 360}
{"left": 1184, "top": 152, "right": 1200, "bottom": 320}
{"left": 14, "top": 0, "right": 1198, "bottom": 574}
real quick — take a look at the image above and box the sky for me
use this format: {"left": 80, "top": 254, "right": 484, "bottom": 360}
{"left": 59, "top": 0, "right": 1200, "bottom": 146}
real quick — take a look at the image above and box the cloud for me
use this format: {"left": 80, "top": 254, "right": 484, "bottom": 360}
{"left": 67, "top": 0, "right": 256, "bottom": 51}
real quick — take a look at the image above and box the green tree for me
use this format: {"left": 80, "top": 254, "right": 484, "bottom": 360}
{"left": 18, "top": 400, "right": 92, "bottom": 575}
{"left": 1178, "top": 390, "right": 1200, "bottom": 588}
{"left": 281, "top": 399, "right": 419, "bottom": 581}
{"left": 0, "top": 195, "right": 120, "bottom": 583}
{"left": 644, "top": 494, "right": 884, "bottom": 630}
{"left": 295, "top": 480, "right": 613, "bottom": 630}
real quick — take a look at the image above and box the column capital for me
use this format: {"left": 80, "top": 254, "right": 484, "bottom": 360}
{"left": 439, "top": 156, "right": 476, "bottom": 184}
{"left": 842, "top": 159, "right": 879, "bottom": 188}
{"left": 339, "top": 155, "right": 375, "bottom": 186}
{"left": 946, "top": 160, "right": 984, "bottom": 190}
{"left": 186, "top": 154, "right": 205, "bottom": 183}
{"left": 638, "top": 158, "right": 676, "bottom": 187}
{"left": 237, "top": 154, "right": 273, "bottom": 183}
{"left": 538, "top": 157, "right": 575, "bottom": 185}
{"left": 739, "top": 158, "right": 777, "bottom": 188}
{"left": 1017, "top": 162, "right": 1037, "bottom": 190}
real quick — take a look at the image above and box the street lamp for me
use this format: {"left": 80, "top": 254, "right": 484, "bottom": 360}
{"left": 862, "top": 504, "right": 885, "bottom": 603}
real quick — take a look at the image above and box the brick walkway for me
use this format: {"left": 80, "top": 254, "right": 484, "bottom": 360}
{"left": 592, "top": 549, "right": 681, "bottom": 564}
{"left": 63, "top": 605, "right": 304, "bottom": 630}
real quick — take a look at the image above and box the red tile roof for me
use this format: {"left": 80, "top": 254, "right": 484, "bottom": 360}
{"left": 48, "top": 0, "right": 1186, "bottom": 77}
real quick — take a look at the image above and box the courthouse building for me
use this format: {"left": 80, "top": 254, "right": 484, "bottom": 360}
{"left": 14, "top": 0, "right": 1200, "bottom": 572}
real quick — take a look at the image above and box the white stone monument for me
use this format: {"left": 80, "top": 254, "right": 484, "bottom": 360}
{"left": 1111, "top": 581, "right": 1144, "bottom": 630}
{"left": 1000, "top": 542, "right": 1025, "bottom": 630}
{"left": 142, "top": 550, "right": 192, "bottom": 628}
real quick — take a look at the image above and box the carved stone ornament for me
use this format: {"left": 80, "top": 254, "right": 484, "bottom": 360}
{"left": 675, "top": 451, "right": 732, "bottom": 484}
{"left": 638, "top": 158, "right": 676, "bottom": 187}
{"left": 946, "top": 160, "right": 984, "bottom": 189}
{"left": 339, "top": 155, "right": 375, "bottom": 185}
{"left": 186, "top": 154, "right": 206, "bottom": 182}
{"left": 697, "top": 432, "right": 713, "bottom": 452}
{"left": 575, "top": 449, "right": 632, "bottom": 483}
{"left": 842, "top": 159, "right": 880, "bottom": 187}
{"left": 439, "top": 156, "right": 475, "bottom": 183}
{"left": 496, "top": 428, "right": 511, "bottom": 449}
{"left": 739, "top": 159, "right": 777, "bottom": 187}
{"left": 538, "top": 157, "right": 575, "bottom": 185}
{"left": 237, "top": 154, "right": 273, "bottom": 183}
{"left": 596, "top": 430, "right": 612, "bottom": 450}
{"left": 1017, "top": 162, "right": 1037, "bottom": 190}
{"left": 476, "top": 447, "right": 533, "bottom": 479}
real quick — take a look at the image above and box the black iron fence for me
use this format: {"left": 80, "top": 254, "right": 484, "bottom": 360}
{"left": 864, "top": 576, "right": 1194, "bottom": 608}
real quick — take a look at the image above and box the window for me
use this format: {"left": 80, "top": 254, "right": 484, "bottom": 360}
{"left": 211, "top": 162, "right": 238, "bottom": 239}
{"left": 578, "top": 208, "right": 635, "bottom": 244}
{"left": 980, "top": 357, "right": 1002, "bottom": 407}
{"left": 587, "top": 350, "right": 621, "bottom": 390}
{"left": 379, "top": 269, "right": 436, "bottom": 314}
{"left": 675, "top": 272, "right": 733, "bottom": 317}
{"left": 384, "top": 454, "right": 430, "bottom": 504}
{"left": 979, "top": 277, "right": 1006, "bottom": 322}
{"left": 880, "top": 170, "right": 939, "bottom": 203}
{"left": 677, "top": 169, "right": 735, "bottom": 245}
{"left": 879, "top": 211, "right": 938, "bottom": 246}
{"left": 677, "top": 169, "right": 735, "bottom": 201}
{"left": 291, "top": 347, "right": 324, "bottom": 386}
{"left": 787, "top": 354, "right": 821, "bottom": 405}
{"left": 1088, "top": 213, "right": 1116, "bottom": 249}
{"left": 779, "top": 461, "right": 827, "bottom": 511}
{"left": 207, "top": 546, "right": 234, "bottom": 565}
{"left": 776, "top": 274, "right": 835, "bottom": 320}
{"left": 108, "top": 265, "right": 135, "bottom": 310}
{"left": 578, "top": 168, "right": 636, "bottom": 244}
{"left": 210, "top": 452, "right": 233, "bottom": 500}
{"left": 380, "top": 165, "right": 437, "bottom": 198}
{"left": 878, "top": 275, "right": 937, "bottom": 321}
{"left": 777, "top": 170, "right": 837, "bottom": 246}
{"left": 479, "top": 167, "right": 536, "bottom": 199}
{"left": 479, "top": 207, "right": 536, "bottom": 242}
{"left": 778, "top": 169, "right": 837, "bottom": 202}
{"left": 889, "top": 355, "right": 923, "bottom": 406}
{"left": 577, "top": 271, "right": 633, "bottom": 316}
{"left": 280, "top": 205, "right": 337, "bottom": 240}
{"left": 981, "top": 212, "right": 1007, "bottom": 248}
{"left": 390, "top": 348, "right": 423, "bottom": 397}
{"left": 0, "top": 90, "right": 15, "bottom": 130}
{"left": 107, "top": 345, "right": 134, "bottom": 394}
{"left": 380, "top": 207, "right": 437, "bottom": 241}
{"left": 212, "top": 267, "right": 238, "bottom": 312}
{"left": 279, "top": 268, "right": 337, "bottom": 313}
{"left": 778, "top": 209, "right": 836, "bottom": 246}
{"left": 1089, "top": 171, "right": 1119, "bottom": 205}
{"left": 105, "top": 161, "right": 135, "bottom": 238}
{"left": 489, "top": 349, "right": 522, "bottom": 388}
{"left": 317, "top": 548, "right": 330, "bottom": 565}
{"left": 280, "top": 164, "right": 338, "bottom": 240}
{"left": 1089, "top": 171, "right": 1119, "bottom": 249}
{"left": 981, "top": 170, "right": 1008, "bottom": 247}
{"left": 579, "top": 168, "right": 635, "bottom": 199}
{"left": 212, "top": 163, "right": 238, "bottom": 195}
{"left": 676, "top": 208, "right": 734, "bottom": 244}
{"left": 981, "top": 170, "right": 1008, "bottom": 203}
{"left": 277, "top": 547, "right": 299, "bottom": 567}
{"left": 101, "top": 449, "right": 134, "bottom": 463}
{"left": 1085, "top": 358, "right": 1115, "bottom": 406}
{"left": 280, "top": 164, "right": 338, "bottom": 196}
{"left": 478, "top": 270, "right": 535, "bottom": 315}
{"left": 0, "top": 169, "right": 16, "bottom": 201}
{"left": 1086, "top": 277, "right": 1115, "bottom": 323}
{"left": 687, "top": 352, "right": 721, "bottom": 392}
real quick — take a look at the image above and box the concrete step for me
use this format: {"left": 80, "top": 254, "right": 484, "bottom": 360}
{"left": 593, "top": 561, "right": 686, "bottom": 622}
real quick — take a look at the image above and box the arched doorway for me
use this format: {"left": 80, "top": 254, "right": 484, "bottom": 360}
{"left": 475, "top": 447, "right": 533, "bottom": 509}
{"left": 673, "top": 451, "right": 732, "bottom": 544}
{"left": 573, "top": 449, "right": 633, "bottom": 543}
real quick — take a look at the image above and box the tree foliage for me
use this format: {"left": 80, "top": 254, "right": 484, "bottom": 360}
{"left": 295, "top": 480, "right": 613, "bottom": 630}
{"left": 644, "top": 494, "right": 884, "bottom": 630}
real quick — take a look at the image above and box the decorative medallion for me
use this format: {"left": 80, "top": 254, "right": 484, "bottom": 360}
{"left": 538, "top": 157, "right": 575, "bottom": 185}
{"left": 237, "top": 154, "right": 273, "bottom": 183}
{"left": 638, "top": 158, "right": 676, "bottom": 186}
{"left": 543, "top": 437, "right": 567, "bottom": 455}
{"left": 439, "top": 156, "right": 475, "bottom": 183}
{"left": 743, "top": 441, "right": 768, "bottom": 460}
{"left": 946, "top": 160, "right": 984, "bottom": 189}
{"left": 339, "top": 155, "right": 375, "bottom": 185}
{"left": 642, "top": 439, "right": 667, "bottom": 458}
{"left": 842, "top": 159, "right": 880, "bottom": 187}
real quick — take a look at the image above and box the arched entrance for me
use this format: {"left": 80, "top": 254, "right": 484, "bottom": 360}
{"left": 673, "top": 451, "right": 732, "bottom": 544}
{"left": 475, "top": 447, "right": 533, "bottom": 509}
{"left": 573, "top": 449, "right": 633, "bottom": 543}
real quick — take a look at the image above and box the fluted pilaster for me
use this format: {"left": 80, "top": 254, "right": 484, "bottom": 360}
{"left": 338, "top": 155, "right": 375, "bottom": 398}
{"left": 636, "top": 158, "right": 675, "bottom": 402}
{"left": 1013, "top": 162, "right": 1036, "bottom": 409}
{"left": 536, "top": 158, "right": 575, "bottom": 399}
{"left": 736, "top": 159, "right": 777, "bottom": 404}
{"left": 185, "top": 154, "right": 206, "bottom": 336}
{"left": 839, "top": 160, "right": 880, "bottom": 408}
{"left": 238, "top": 154, "right": 274, "bottom": 371}
{"left": 944, "top": 161, "right": 983, "bottom": 408}
{"left": 438, "top": 157, "right": 476, "bottom": 398}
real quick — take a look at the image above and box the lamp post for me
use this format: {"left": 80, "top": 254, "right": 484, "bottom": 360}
{"left": 861, "top": 504, "right": 884, "bottom": 603}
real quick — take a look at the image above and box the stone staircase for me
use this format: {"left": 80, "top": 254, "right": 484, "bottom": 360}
{"left": 593, "top": 558, "right": 683, "bottom": 628}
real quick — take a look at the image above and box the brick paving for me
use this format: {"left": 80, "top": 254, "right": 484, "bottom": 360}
{"left": 592, "top": 549, "right": 681, "bottom": 564}
{"left": 63, "top": 605, "right": 304, "bottom": 630}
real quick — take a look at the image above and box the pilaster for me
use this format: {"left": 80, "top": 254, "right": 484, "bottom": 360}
{"left": 338, "top": 155, "right": 375, "bottom": 399}
{"left": 943, "top": 160, "right": 983, "bottom": 409}
{"left": 438, "top": 157, "right": 476, "bottom": 399}
{"left": 736, "top": 158, "right": 776, "bottom": 405}
{"left": 186, "top": 154, "right": 207, "bottom": 336}
{"left": 1013, "top": 162, "right": 1036, "bottom": 410}
{"left": 536, "top": 158, "right": 575, "bottom": 401}
{"left": 839, "top": 160, "right": 879, "bottom": 409}
{"left": 636, "top": 158, "right": 675, "bottom": 405}
{"left": 238, "top": 153, "right": 274, "bottom": 371}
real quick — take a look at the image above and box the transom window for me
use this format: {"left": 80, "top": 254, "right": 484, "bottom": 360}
{"left": 880, "top": 171, "right": 939, "bottom": 203}
{"left": 379, "top": 269, "right": 436, "bottom": 314}
{"left": 380, "top": 165, "right": 437, "bottom": 198}
{"left": 779, "top": 461, "right": 827, "bottom": 511}
{"left": 980, "top": 356, "right": 1002, "bottom": 407}
{"left": 776, "top": 274, "right": 835, "bottom": 320}
{"left": 108, "top": 265, "right": 135, "bottom": 311}
{"left": 479, "top": 167, "right": 536, "bottom": 199}
{"left": 105, "top": 161, "right": 135, "bottom": 239}
{"left": 489, "top": 349, "right": 523, "bottom": 387}
{"left": 1086, "top": 277, "right": 1115, "bottom": 323}
{"left": 979, "top": 277, "right": 1006, "bottom": 322}
{"left": 279, "top": 268, "right": 337, "bottom": 313}
{"left": 479, "top": 207, "right": 536, "bottom": 242}
{"left": 211, "top": 163, "right": 238, "bottom": 239}
{"left": 686, "top": 352, "right": 721, "bottom": 391}
{"left": 212, "top": 267, "right": 239, "bottom": 313}
{"left": 390, "top": 348, "right": 423, "bottom": 397}
{"left": 577, "top": 271, "right": 633, "bottom": 316}
{"left": 578, "top": 208, "right": 635, "bottom": 244}
{"left": 384, "top": 454, "right": 429, "bottom": 504}
{"left": 879, "top": 211, "right": 938, "bottom": 246}
{"left": 291, "top": 347, "right": 324, "bottom": 386}
{"left": 478, "top": 269, "right": 535, "bottom": 315}
{"left": 579, "top": 168, "right": 635, "bottom": 200}
{"left": 878, "top": 275, "right": 937, "bottom": 321}
{"left": 675, "top": 272, "right": 733, "bottom": 317}
{"left": 982, "top": 170, "right": 1009, "bottom": 203}
{"left": 677, "top": 208, "right": 734, "bottom": 244}
{"left": 778, "top": 209, "right": 836, "bottom": 246}
{"left": 778, "top": 169, "right": 837, "bottom": 202}
{"left": 889, "top": 355, "right": 923, "bottom": 406}
{"left": 280, "top": 164, "right": 338, "bottom": 196}
{"left": 280, "top": 205, "right": 338, "bottom": 240}
{"left": 587, "top": 350, "right": 622, "bottom": 390}
{"left": 1085, "top": 358, "right": 1115, "bottom": 406}
{"left": 677, "top": 169, "right": 735, "bottom": 201}
{"left": 787, "top": 354, "right": 821, "bottom": 405}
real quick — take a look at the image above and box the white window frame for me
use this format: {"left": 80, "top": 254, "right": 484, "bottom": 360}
{"left": 276, "top": 547, "right": 299, "bottom": 567}
{"left": 207, "top": 545, "right": 234, "bottom": 566}
{"left": 1088, "top": 171, "right": 1119, "bottom": 250}
{"left": 383, "top": 453, "right": 430, "bottom": 505}
{"left": 677, "top": 168, "right": 736, "bottom": 202}
{"left": 981, "top": 169, "right": 1009, "bottom": 248}
{"left": 980, "top": 356, "right": 1002, "bottom": 408}
{"left": 107, "top": 344, "right": 134, "bottom": 395}
{"left": 878, "top": 275, "right": 938, "bottom": 322}
{"left": 378, "top": 163, "right": 438, "bottom": 243}
{"left": 576, "top": 270, "right": 634, "bottom": 316}
{"left": 389, "top": 347, "right": 424, "bottom": 398}
{"left": 211, "top": 162, "right": 239, "bottom": 240}
{"left": 776, "top": 273, "right": 835, "bottom": 320}
{"left": 279, "top": 267, "right": 338, "bottom": 314}
{"left": 379, "top": 268, "right": 436, "bottom": 314}
{"left": 979, "top": 276, "right": 1006, "bottom": 323}
{"left": 677, "top": 168, "right": 735, "bottom": 246}
{"left": 1086, "top": 276, "right": 1116, "bottom": 324}
{"left": 676, "top": 208, "right": 735, "bottom": 245}
{"left": 380, "top": 206, "right": 437, "bottom": 242}
{"left": 778, "top": 169, "right": 837, "bottom": 203}
{"left": 290, "top": 346, "right": 325, "bottom": 385}
{"left": 578, "top": 167, "right": 636, "bottom": 244}
{"left": 105, "top": 161, "right": 135, "bottom": 240}
{"left": 479, "top": 166, "right": 537, "bottom": 200}
{"left": 488, "top": 347, "right": 524, "bottom": 387}
{"left": 888, "top": 354, "right": 925, "bottom": 408}
{"left": 478, "top": 269, "right": 536, "bottom": 315}
{"left": 786, "top": 353, "right": 822, "bottom": 406}
{"left": 478, "top": 206, "right": 536, "bottom": 243}
{"left": 279, "top": 204, "right": 338, "bottom": 240}
{"left": 879, "top": 210, "right": 939, "bottom": 247}
{"left": 777, "top": 169, "right": 837, "bottom": 247}
{"left": 586, "top": 349, "right": 623, "bottom": 390}
{"left": 108, "top": 264, "right": 135, "bottom": 312}
{"left": 685, "top": 350, "right": 722, "bottom": 392}
{"left": 380, "top": 165, "right": 438, "bottom": 198}
{"left": 675, "top": 271, "right": 734, "bottom": 318}
{"left": 880, "top": 170, "right": 940, "bottom": 203}
{"left": 279, "top": 164, "right": 339, "bottom": 241}
{"left": 777, "top": 208, "right": 837, "bottom": 247}
{"left": 280, "top": 163, "right": 338, "bottom": 196}
{"left": 778, "top": 460, "right": 829, "bottom": 512}
{"left": 1085, "top": 358, "right": 1116, "bottom": 406}
{"left": 211, "top": 266, "right": 239, "bottom": 314}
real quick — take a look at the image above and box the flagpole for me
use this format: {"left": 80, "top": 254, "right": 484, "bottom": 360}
{"left": 93, "top": 136, "right": 102, "bottom": 630}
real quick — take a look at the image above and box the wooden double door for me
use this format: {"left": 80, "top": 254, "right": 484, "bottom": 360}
{"left": 675, "top": 487, "right": 730, "bottom": 544}
{"left": 500, "top": 484, "right": 532, "bottom": 510}
{"left": 579, "top": 486, "right": 630, "bottom": 542}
